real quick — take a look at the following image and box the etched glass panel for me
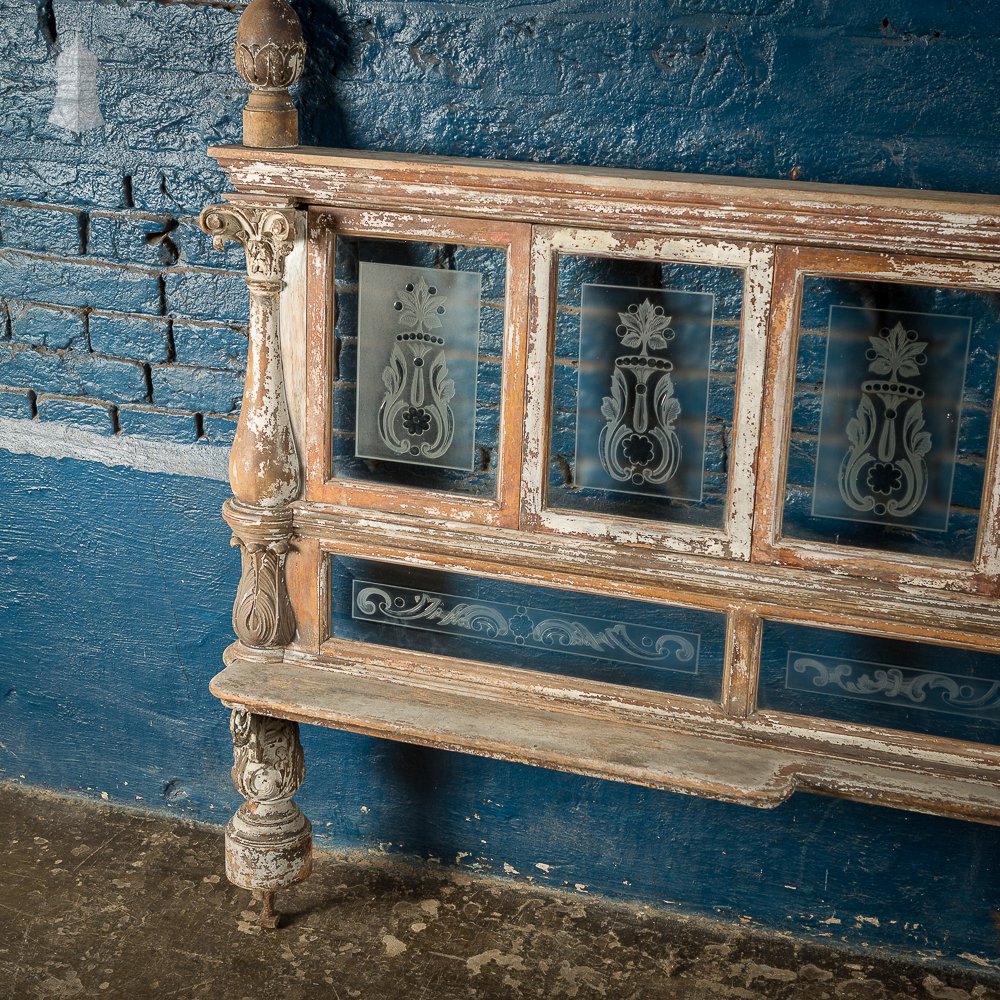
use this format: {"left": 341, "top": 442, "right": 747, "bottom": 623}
{"left": 356, "top": 262, "right": 481, "bottom": 471}
{"left": 332, "top": 237, "right": 505, "bottom": 498}
{"left": 330, "top": 556, "right": 727, "bottom": 698}
{"left": 783, "top": 277, "right": 1000, "bottom": 560}
{"left": 759, "top": 620, "right": 1000, "bottom": 745}
{"left": 575, "top": 284, "right": 713, "bottom": 501}
{"left": 547, "top": 256, "right": 742, "bottom": 528}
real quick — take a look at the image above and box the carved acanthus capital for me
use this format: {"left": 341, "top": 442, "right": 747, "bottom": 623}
{"left": 199, "top": 202, "right": 295, "bottom": 291}
{"left": 230, "top": 710, "right": 305, "bottom": 804}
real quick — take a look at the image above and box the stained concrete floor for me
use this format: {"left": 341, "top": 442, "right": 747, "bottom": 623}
{"left": 0, "top": 783, "right": 996, "bottom": 1000}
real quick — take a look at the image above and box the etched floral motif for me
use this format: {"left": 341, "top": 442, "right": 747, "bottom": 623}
{"left": 599, "top": 297, "right": 682, "bottom": 488}
{"left": 378, "top": 275, "right": 457, "bottom": 461}
{"left": 353, "top": 582, "right": 699, "bottom": 672}
{"left": 401, "top": 406, "right": 431, "bottom": 435}
{"left": 866, "top": 461, "right": 903, "bottom": 496}
{"left": 838, "top": 319, "right": 932, "bottom": 520}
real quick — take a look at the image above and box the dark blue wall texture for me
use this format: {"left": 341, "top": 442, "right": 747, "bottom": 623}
{"left": 1, "top": 0, "right": 999, "bottom": 971}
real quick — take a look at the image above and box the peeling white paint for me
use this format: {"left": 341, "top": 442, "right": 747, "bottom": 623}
{"left": 0, "top": 416, "right": 229, "bottom": 481}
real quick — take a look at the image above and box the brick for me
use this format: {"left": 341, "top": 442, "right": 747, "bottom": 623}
{"left": 0, "top": 159, "right": 124, "bottom": 209}
{"left": 0, "top": 344, "right": 147, "bottom": 403}
{"left": 150, "top": 364, "right": 243, "bottom": 413}
{"left": 130, "top": 165, "right": 231, "bottom": 216}
{"left": 174, "top": 218, "right": 246, "bottom": 271}
{"left": 172, "top": 321, "right": 246, "bottom": 372}
{"left": 36, "top": 394, "right": 115, "bottom": 435}
{"left": 164, "top": 268, "right": 247, "bottom": 324}
{"left": 0, "top": 203, "right": 81, "bottom": 256}
{"left": 118, "top": 404, "right": 197, "bottom": 443}
{"left": 0, "top": 251, "right": 161, "bottom": 314}
{"left": 0, "top": 387, "right": 34, "bottom": 418}
{"left": 88, "top": 211, "right": 179, "bottom": 268}
{"left": 200, "top": 414, "right": 238, "bottom": 446}
{"left": 89, "top": 312, "right": 170, "bottom": 363}
{"left": 8, "top": 301, "right": 86, "bottom": 349}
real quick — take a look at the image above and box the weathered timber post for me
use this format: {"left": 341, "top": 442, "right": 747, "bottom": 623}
{"left": 195, "top": 0, "right": 310, "bottom": 929}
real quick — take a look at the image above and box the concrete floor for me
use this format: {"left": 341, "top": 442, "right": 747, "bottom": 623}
{"left": 0, "top": 783, "right": 996, "bottom": 1000}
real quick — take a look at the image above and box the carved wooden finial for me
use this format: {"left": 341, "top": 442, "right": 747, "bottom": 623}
{"left": 234, "top": 0, "right": 306, "bottom": 148}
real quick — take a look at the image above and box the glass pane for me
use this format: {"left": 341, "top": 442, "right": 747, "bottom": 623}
{"left": 332, "top": 237, "right": 505, "bottom": 498}
{"left": 330, "top": 556, "right": 727, "bottom": 698}
{"left": 759, "top": 619, "right": 1000, "bottom": 746}
{"left": 783, "top": 276, "right": 1000, "bottom": 560}
{"left": 356, "top": 263, "right": 481, "bottom": 471}
{"left": 547, "top": 255, "right": 743, "bottom": 529}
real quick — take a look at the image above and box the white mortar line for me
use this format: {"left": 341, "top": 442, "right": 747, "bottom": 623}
{"left": 0, "top": 416, "right": 229, "bottom": 481}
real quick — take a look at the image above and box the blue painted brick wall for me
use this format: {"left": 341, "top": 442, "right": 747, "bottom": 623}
{"left": 2, "top": 0, "right": 1000, "bottom": 971}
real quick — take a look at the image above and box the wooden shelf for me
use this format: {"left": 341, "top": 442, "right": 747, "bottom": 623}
{"left": 212, "top": 651, "right": 1000, "bottom": 824}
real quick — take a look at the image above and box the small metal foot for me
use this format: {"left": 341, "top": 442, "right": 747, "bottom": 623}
{"left": 258, "top": 890, "right": 281, "bottom": 930}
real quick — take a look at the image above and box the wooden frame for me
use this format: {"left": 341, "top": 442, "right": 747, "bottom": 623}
{"left": 754, "top": 245, "right": 1000, "bottom": 594}
{"left": 522, "top": 226, "right": 773, "bottom": 560}
{"left": 197, "top": 0, "right": 1000, "bottom": 927}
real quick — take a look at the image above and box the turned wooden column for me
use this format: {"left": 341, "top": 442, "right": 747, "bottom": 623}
{"left": 197, "top": 196, "right": 311, "bottom": 925}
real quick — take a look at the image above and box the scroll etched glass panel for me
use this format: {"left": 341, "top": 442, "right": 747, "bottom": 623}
{"left": 547, "top": 256, "right": 742, "bottom": 528}
{"left": 782, "top": 276, "right": 1000, "bottom": 560}
{"left": 331, "top": 237, "right": 505, "bottom": 498}
{"left": 329, "top": 556, "right": 727, "bottom": 698}
{"left": 758, "top": 620, "right": 1000, "bottom": 746}
{"left": 356, "top": 262, "right": 481, "bottom": 472}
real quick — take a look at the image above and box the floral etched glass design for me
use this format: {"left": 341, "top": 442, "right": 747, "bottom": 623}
{"left": 812, "top": 306, "right": 971, "bottom": 532}
{"left": 331, "top": 237, "right": 505, "bottom": 498}
{"left": 758, "top": 619, "right": 1000, "bottom": 745}
{"left": 357, "top": 262, "right": 481, "bottom": 471}
{"left": 576, "top": 285, "right": 713, "bottom": 500}
{"left": 782, "top": 277, "right": 1000, "bottom": 560}
{"left": 329, "top": 556, "right": 727, "bottom": 698}
{"left": 547, "top": 257, "right": 742, "bottom": 528}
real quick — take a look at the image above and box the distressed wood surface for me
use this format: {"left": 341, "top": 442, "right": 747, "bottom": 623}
{"left": 210, "top": 145, "right": 1000, "bottom": 259}
{"left": 208, "top": 145, "right": 1000, "bottom": 830}
{"left": 212, "top": 654, "right": 1000, "bottom": 824}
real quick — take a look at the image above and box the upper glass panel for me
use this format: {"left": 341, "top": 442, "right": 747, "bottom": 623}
{"left": 782, "top": 276, "right": 1000, "bottom": 561}
{"left": 333, "top": 237, "right": 505, "bottom": 498}
{"left": 546, "top": 254, "right": 742, "bottom": 529}
{"left": 329, "top": 555, "right": 727, "bottom": 699}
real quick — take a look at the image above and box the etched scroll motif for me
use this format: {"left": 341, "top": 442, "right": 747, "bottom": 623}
{"left": 377, "top": 278, "right": 456, "bottom": 460}
{"left": 787, "top": 653, "right": 1000, "bottom": 720}
{"left": 838, "top": 321, "right": 932, "bottom": 520}
{"left": 599, "top": 298, "right": 682, "bottom": 487}
{"left": 355, "top": 262, "right": 482, "bottom": 471}
{"left": 353, "top": 581, "right": 700, "bottom": 673}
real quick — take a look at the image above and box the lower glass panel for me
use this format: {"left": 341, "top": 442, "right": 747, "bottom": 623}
{"left": 758, "top": 620, "right": 1000, "bottom": 745}
{"left": 330, "top": 556, "right": 727, "bottom": 698}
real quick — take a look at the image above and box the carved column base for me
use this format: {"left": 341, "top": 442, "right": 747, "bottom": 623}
{"left": 228, "top": 709, "right": 312, "bottom": 928}
{"left": 225, "top": 800, "right": 312, "bottom": 891}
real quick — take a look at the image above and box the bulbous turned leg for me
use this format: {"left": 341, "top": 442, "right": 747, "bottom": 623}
{"left": 226, "top": 709, "right": 312, "bottom": 929}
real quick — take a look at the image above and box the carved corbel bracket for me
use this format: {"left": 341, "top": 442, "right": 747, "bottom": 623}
{"left": 227, "top": 709, "right": 312, "bottom": 926}
{"left": 234, "top": 0, "right": 306, "bottom": 148}
{"left": 224, "top": 499, "right": 296, "bottom": 649}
